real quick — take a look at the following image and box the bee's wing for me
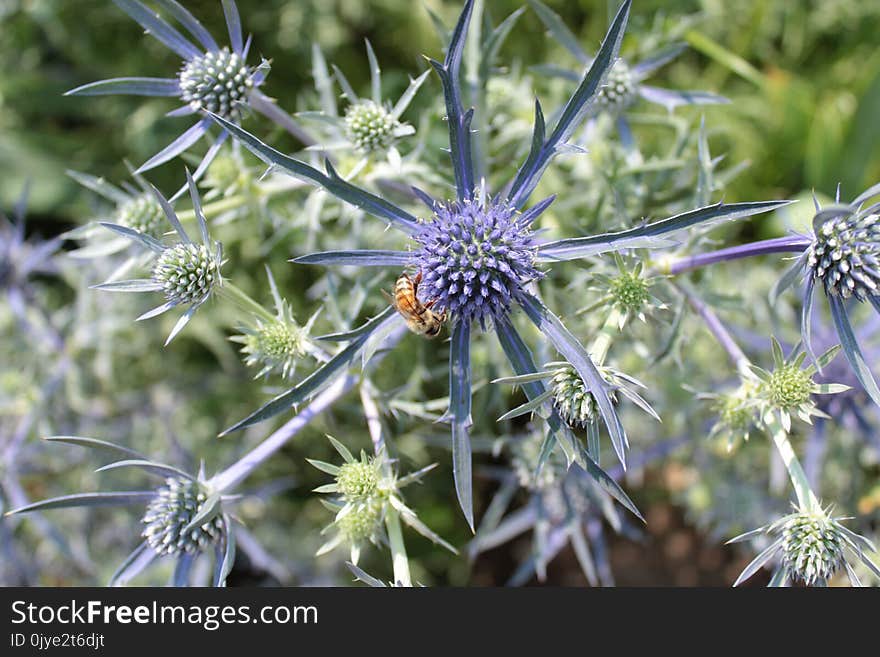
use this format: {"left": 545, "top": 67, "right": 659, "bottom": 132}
{"left": 381, "top": 288, "right": 397, "bottom": 310}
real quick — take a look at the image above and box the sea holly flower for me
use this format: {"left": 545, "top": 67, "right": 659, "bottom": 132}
{"left": 92, "top": 170, "right": 224, "bottom": 345}
{"left": 65, "top": 169, "right": 170, "bottom": 261}
{"left": 230, "top": 267, "right": 322, "bottom": 380}
{"left": 301, "top": 42, "right": 429, "bottom": 169}
{"left": 309, "top": 435, "right": 456, "bottom": 565}
{"left": 702, "top": 379, "right": 761, "bottom": 451}
{"left": 4, "top": 436, "right": 237, "bottom": 587}
{"left": 579, "top": 253, "right": 667, "bottom": 328}
{"left": 210, "top": 0, "right": 788, "bottom": 529}
{"left": 528, "top": 0, "right": 726, "bottom": 134}
{"left": 772, "top": 184, "right": 880, "bottom": 409}
{"left": 66, "top": 0, "right": 272, "bottom": 182}
{"left": 749, "top": 338, "right": 849, "bottom": 433}
{"left": 729, "top": 505, "right": 880, "bottom": 587}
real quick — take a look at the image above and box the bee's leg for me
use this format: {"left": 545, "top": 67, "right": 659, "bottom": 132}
{"left": 413, "top": 270, "right": 423, "bottom": 291}
{"left": 424, "top": 298, "right": 437, "bottom": 309}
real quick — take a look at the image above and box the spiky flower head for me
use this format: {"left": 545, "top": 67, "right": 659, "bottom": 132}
{"left": 179, "top": 47, "right": 255, "bottom": 122}
{"left": 588, "top": 254, "right": 665, "bottom": 327}
{"left": 152, "top": 242, "right": 222, "bottom": 307}
{"left": 336, "top": 459, "right": 381, "bottom": 501}
{"left": 336, "top": 501, "right": 384, "bottom": 544}
{"left": 414, "top": 194, "right": 542, "bottom": 327}
{"left": 730, "top": 504, "right": 880, "bottom": 586}
{"left": 594, "top": 60, "right": 636, "bottom": 115}
{"left": 550, "top": 362, "right": 655, "bottom": 429}
{"left": 115, "top": 194, "right": 165, "bottom": 238}
{"left": 311, "top": 436, "right": 455, "bottom": 564}
{"left": 142, "top": 477, "right": 224, "bottom": 556}
{"left": 751, "top": 338, "right": 849, "bottom": 432}
{"left": 780, "top": 509, "right": 845, "bottom": 585}
{"left": 511, "top": 431, "right": 566, "bottom": 491}
{"left": 704, "top": 379, "right": 761, "bottom": 450}
{"left": 344, "top": 101, "right": 402, "bottom": 153}
{"left": 806, "top": 210, "right": 880, "bottom": 301}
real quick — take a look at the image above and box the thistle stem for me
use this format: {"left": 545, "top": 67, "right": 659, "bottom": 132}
{"left": 673, "top": 280, "right": 748, "bottom": 369}
{"left": 385, "top": 507, "right": 412, "bottom": 586}
{"left": 657, "top": 235, "right": 810, "bottom": 276}
{"left": 765, "top": 415, "right": 821, "bottom": 512}
{"left": 589, "top": 307, "right": 622, "bottom": 366}
{"left": 174, "top": 180, "right": 305, "bottom": 224}
{"left": 217, "top": 282, "right": 276, "bottom": 323}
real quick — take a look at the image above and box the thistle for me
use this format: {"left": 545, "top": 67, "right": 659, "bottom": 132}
{"left": 4, "top": 436, "right": 237, "bottom": 587}
{"left": 750, "top": 338, "right": 849, "bottom": 432}
{"left": 584, "top": 254, "right": 666, "bottom": 328}
{"left": 303, "top": 40, "right": 426, "bottom": 164}
{"left": 729, "top": 505, "right": 880, "bottom": 587}
{"left": 774, "top": 183, "right": 880, "bottom": 409}
{"left": 529, "top": 0, "right": 727, "bottom": 133}
{"left": 230, "top": 268, "right": 319, "bottom": 379}
{"left": 92, "top": 170, "right": 224, "bottom": 345}
{"left": 309, "top": 436, "right": 455, "bottom": 565}
{"left": 66, "top": 0, "right": 271, "bottom": 179}
{"left": 142, "top": 477, "right": 225, "bottom": 556}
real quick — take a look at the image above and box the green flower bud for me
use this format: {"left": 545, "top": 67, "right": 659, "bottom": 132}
{"left": 781, "top": 510, "right": 845, "bottom": 585}
{"left": 178, "top": 47, "right": 254, "bottom": 121}
{"left": 152, "top": 243, "right": 222, "bottom": 306}
{"left": 344, "top": 101, "right": 400, "bottom": 153}
{"left": 116, "top": 194, "right": 164, "bottom": 238}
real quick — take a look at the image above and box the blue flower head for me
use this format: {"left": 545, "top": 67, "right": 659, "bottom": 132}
{"left": 414, "top": 192, "right": 542, "bottom": 328}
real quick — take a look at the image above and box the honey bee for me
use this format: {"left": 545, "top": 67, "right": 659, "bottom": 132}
{"left": 383, "top": 271, "right": 447, "bottom": 339}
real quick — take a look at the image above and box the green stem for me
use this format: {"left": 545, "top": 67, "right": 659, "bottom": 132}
{"left": 765, "top": 415, "right": 820, "bottom": 512}
{"left": 384, "top": 507, "right": 412, "bottom": 587}
{"left": 588, "top": 307, "right": 622, "bottom": 366}
{"left": 217, "top": 282, "right": 275, "bottom": 323}
{"left": 174, "top": 181, "right": 305, "bottom": 223}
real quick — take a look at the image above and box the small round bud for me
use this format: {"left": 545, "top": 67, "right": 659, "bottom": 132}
{"left": 142, "top": 477, "right": 224, "bottom": 555}
{"left": 178, "top": 47, "right": 254, "bottom": 122}
{"left": 551, "top": 365, "right": 600, "bottom": 428}
{"left": 152, "top": 243, "right": 221, "bottom": 306}
{"left": 337, "top": 501, "right": 382, "bottom": 543}
{"left": 336, "top": 461, "right": 379, "bottom": 501}
{"left": 344, "top": 101, "right": 400, "bottom": 153}
{"left": 807, "top": 212, "right": 880, "bottom": 300}
{"left": 609, "top": 270, "right": 650, "bottom": 315}
{"left": 237, "top": 316, "right": 308, "bottom": 379}
{"left": 511, "top": 433, "right": 566, "bottom": 491}
{"left": 116, "top": 194, "right": 164, "bottom": 238}
{"left": 764, "top": 364, "right": 813, "bottom": 411}
{"left": 781, "top": 510, "right": 845, "bottom": 585}
{"left": 595, "top": 60, "right": 637, "bottom": 114}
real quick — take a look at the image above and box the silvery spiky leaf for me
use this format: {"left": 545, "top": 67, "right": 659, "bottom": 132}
{"left": 729, "top": 505, "right": 880, "bottom": 587}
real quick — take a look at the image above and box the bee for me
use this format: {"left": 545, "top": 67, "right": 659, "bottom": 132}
{"left": 383, "top": 271, "right": 447, "bottom": 339}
